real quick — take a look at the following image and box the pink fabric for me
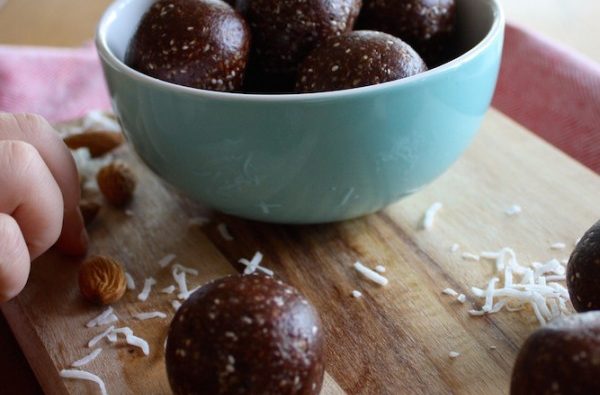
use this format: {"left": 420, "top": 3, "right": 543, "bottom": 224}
{"left": 493, "top": 23, "right": 600, "bottom": 172}
{"left": 0, "top": 44, "right": 111, "bottom": 123}
{"left": 0, "top": 23, "right": 599, "bottom": 170}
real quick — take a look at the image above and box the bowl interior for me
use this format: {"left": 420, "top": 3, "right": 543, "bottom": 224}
{"left": 98, "top": 0, "right": 502, "bottom": 98}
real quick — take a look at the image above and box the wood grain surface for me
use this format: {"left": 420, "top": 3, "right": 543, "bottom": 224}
{"left": 3, "top": 109, "right": 599, "bottom": 394}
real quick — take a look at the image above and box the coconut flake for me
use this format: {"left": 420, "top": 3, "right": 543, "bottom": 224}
{"left": 87, "top": 326, "right": 115, "bottom": 348}
{"left": 461, "top": 252, "right": 480, "bottom": 262}
{"left": 422, "top": 202, "right": 443, "bottom": 230}
{"left": 137, "top": 277, "right": 156, "bottom": 301}
{"left": 239, "top": 251, "right": 273, "bottom": 276}
{"left": 86, "top": 307, "right": 114, "bottom": 328}
{"left": 505, "top": 205, "right": 522, "bottom": 216}
{"left": 457, "top": 294, "right": 466, "bottom": 303}
{"left": 134, "top": 311, "right": 167, "bottom": 320}
{"left": 111, "top": 327, "right": 150, "bottom": 355}
{"left": 124, "top": 272, "right": 136, "bottom": 290}
{"left": 351, "top": 290, "right": 363, "bottom": 298}
{"left": 218, "top": 223, "right": 234, "bottom": 241}
{"left": 442, "top": 288, "right": 458, "bottom": 297}
{"left": 353, "top": 261, "right": 389, "bottom": 286}
{"left": 550, "top": 242, "right": 566, "bottom": 250}
{"left": 172, "top": 300, "right": 182, "bottom": 311}
{"left": 161, "top": 285, "right": 176, "bottom": 294}
{"left": 158, "top": 254, "right": 176, "bottom": 268}
{"left": 374, "top": 265, "right": 386, "bottom": 273}
{"left": 173, "top": 263, "right": 199, "bottom": 276}
{"left": 448, "top": 351, "right": 461, "bottom": 359}
{"left": 450, "top": 244, "right": 460, "bottom": 253}
{"left": 71, "top": 348, "right": 103, "bottom": 368}
{"left": 60, "top": 369, "right": 107, "bottom": 395}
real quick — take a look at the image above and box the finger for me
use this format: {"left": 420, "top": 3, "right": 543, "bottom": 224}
{"left": 0, "top": 140, "right": 64, "bottom": 260}
{"left": 0, "top": 113, "right": 87, "bottom": 255}
{"left": 0, "top": 213, "right": 30, "bottom": 302}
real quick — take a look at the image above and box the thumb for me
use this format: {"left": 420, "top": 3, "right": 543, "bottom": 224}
{"left": 0, "top": 213, "right": 30, "bottom": 302}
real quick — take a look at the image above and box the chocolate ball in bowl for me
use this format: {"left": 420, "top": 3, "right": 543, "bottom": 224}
{"left": 236, "top": 0, "right": 362, "bottom": 74}
{"left": 358, "top": 0, "right": 456, "bottom": 66}
{"left": 296, "top": 30, "right": 427, "bottom": 93}
{"left": 125, "top": 0, "right": 250, "bottom": 92}
{"left": 166, "top": 274, "right": 325, "bottom": 395}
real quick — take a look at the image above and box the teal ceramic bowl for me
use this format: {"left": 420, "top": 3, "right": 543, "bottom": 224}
{"left": 96, "top": 0, "right": 504, "bottom": 223}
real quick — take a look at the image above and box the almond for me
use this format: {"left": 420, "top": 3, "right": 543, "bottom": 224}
{"left": 79, "top": 256, "right": 127, "bottom": 305}
{"left": 64, "top": 130, "right": 124, "bottom": 158}
{"left": 96, "top": 161, "right": 136, "bottom": 207}
{"left": 79, "top": 199, "right": 101, "bottom": 226}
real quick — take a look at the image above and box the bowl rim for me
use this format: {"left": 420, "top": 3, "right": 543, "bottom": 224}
{"left": 96, "top": 0, "right": 505, "bottom": 102}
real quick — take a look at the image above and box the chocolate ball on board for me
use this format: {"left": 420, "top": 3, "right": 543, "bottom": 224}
{"left": 236, "top": 0, "right": 362, "bottom": 74}
{"left": 567, "top": 220, "right": 600, "bottom": 312}
{"left": 166, "top": 274, "right": 325, "bottom": 395}
{"left": 510, "top": 312, "right": 600, "bottom": 395}
{"left": 125, "top": 0, "right": 250, "bottom": 92}
{"left": 296, "top": 30, "right": 427, "bottom": 93}
{"left": 358, "top": 0, "right": 456, "bottom": 66}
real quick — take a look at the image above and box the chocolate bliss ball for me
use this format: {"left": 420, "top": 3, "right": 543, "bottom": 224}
{"left": 236, "top": 0, "right": 362, "bottom": 74}
{"left": 165, "top": 274, "right": 325, "bottom": 395}
{"left": 358, "top": 0, "right": 456, "bottom": 66}
{"left": 296, "top": 30, "right": 427, "bottom": 93}
{"left": 567, "top": 220, "right": 600, "bottom": 312}
{"left": 125, "top": 0, "right": 250, "bottom": 92}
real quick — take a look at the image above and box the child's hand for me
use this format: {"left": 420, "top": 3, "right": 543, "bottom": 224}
{"left": 0, "top": 113, "right": 88, "bottom": 302}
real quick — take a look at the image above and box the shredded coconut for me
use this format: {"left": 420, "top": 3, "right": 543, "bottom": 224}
{"left": 457, "top": 294, "right": 466, "bottom": 303}
{"left": 442, "top": 288, "right": 458, "bottom": 297}
{"left": 161, "top": 285, "right": 176, "bottom": 294}
{"left": 505, "top": 205, "right": 522, "bottom": 216}
{"left": 124, "top": 272, "right": 135, "bottom": 290}
{"left": 218, "top": 223, "right": 234, "bottom": 241}
{"left": 351, "top": 290, "right": 363, "bottom": 298}
{"left": 172, "top": 263, "right": 199, "bottom": 276}
{"left": 422, "top": 202, "right": 443, "bottom": 230}
{"left": 158, "top": 254, "right": 176, "bottom": 268}
{"left": 239, "top": 251, "right": 273, "bottom": 276}
{"left": 461, "top": 252, "right": 480, "bottom": 262}
{"left": 448, "top": 351, "right": 461, "bottom": 359}
{"left": 137, "top": 277, "right": 156, "bottom": 301}
{"left": 240, "top": 251, "right": 264, "bottom": 275}
{"left": 468, "top": 248, "right": 571, "bottom": 325}
{"left": 134, "top": 311, "right": 167, "bottom": 320}
{"left": 172, "top": 300, "right": 182, "bottom": 311}
{"left": 111, "top": 327, "right": 149, "bottom": 355}
{"left": 72, "top": 348, "right": 102, "bottom": 368}
{"left": 86, "top": 307, "right": 114, "bottom": 328}
{"left": 88, "top": 326, "right": 115, "bottom": 348}
{"left": 450, "top": 244, "right": 460, "bottom": 253}
{"left": 374, "top": 265, "right": 386, "bottom": 273}
{"left": 60, "top": 369, "right": 107, "bottom": 395}
{"left": 550, "top": 242, "right": 566, "bottom": 250}
{"left": 354, "top": 261, "right": 389, "bottom": 286}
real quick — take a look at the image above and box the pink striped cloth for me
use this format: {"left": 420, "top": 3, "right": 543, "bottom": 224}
{"left": 1, "top": 23, "right": 599, "bottom": 171}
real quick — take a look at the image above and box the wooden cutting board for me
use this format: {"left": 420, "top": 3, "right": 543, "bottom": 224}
{"left": 3, "top": 109, "right": 599, "bottom": 395}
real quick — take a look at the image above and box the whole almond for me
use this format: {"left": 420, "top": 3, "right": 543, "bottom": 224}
{"left": 96, "top": 161, "right": 136, "bottom": 207}
{"left": 79, "top": 256, "right": 127, "bottom": 305}
{"left": 64, "top": 131, "right": 125, "bottom": 158}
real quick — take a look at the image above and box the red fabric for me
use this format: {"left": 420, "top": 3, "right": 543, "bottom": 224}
{"left": 0, "top": 44, "right": 111, "bottom": 123}
{"left": 493, "top": 23, "right": 600, "bottom": 172}
{"left": 0, "top": 23, "right": 599, "bottom": 170}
